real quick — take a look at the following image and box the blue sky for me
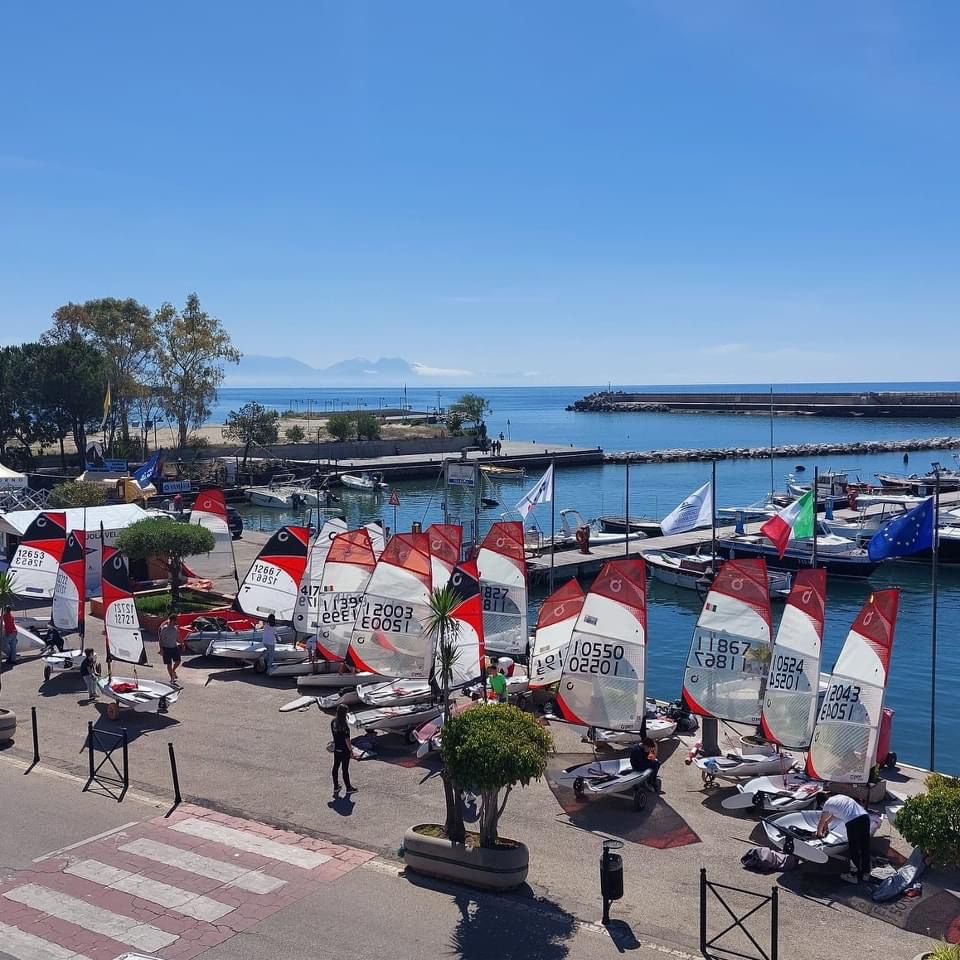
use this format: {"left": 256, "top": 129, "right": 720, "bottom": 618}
{"left": 2, "top": 2, "right": 958, "bottom": 384}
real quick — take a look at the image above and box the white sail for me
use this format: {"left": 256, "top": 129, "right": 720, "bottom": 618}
{"left": 682, "top": 559, "right": 772, "bottom": 724}
{"left": 365, "top": 522, "right": 386, "bottom": 558}
{"left": 52, "top": 530, "right": 86, "bottom": 633}
{"left": 427, "top": 523, "right": 462, "bottom": 589}
{"left": 760, "top": 569, "right": 826, "bottom": 749}
{"left": 188, "top": 489, "right": 237, "bottom": 582}
{"left": 476, "top": 521, "right": 528, "bottom": 656}
{"left": 101, "top": 546, "right": 147, "bottom": 666}
{"left": 348, "top": 533, "right": 433, "bottom": 679}
{"left": 434, "top": 559, "right": 485, "bottom": 688}
{"left": 293, "top": 518, "right": 348, "bottom": 635}
{"left": 237, "top": 525, "right": 310, "bottom": 622}
{"left": 9, "top": 511, "right": 67, "bottom": 599}
{"left": 807, "top": 589, "right": 899, "bottom": 784}
{"left": 530, "top": 580, "right": 585, "bottom": 689}
{"left": 313, "top": 529, "right": 377, "bottom": 660}
{"left": 556, "top": 559, "right": 647, "bottom": 730}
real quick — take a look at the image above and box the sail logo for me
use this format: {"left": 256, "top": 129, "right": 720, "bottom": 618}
{"left": 609, "top": 578, "right": 622, "bottom": 593}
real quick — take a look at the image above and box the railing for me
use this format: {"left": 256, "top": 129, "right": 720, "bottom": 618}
{"left": 700, "top": 867, "right": 778, "bottom": 960}
{"left": 84, "top": 722, "right": 129, "bottom": 802}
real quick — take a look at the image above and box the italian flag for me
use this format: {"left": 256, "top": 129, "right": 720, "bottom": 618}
{"left": 760, "top": 490, "right": 815, "bottom": 557}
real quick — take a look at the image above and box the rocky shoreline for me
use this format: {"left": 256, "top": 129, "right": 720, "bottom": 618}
{"left": 604, "top": 436, "right": 960, "bottom": 463}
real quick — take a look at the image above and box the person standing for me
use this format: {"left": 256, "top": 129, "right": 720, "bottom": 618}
{"left": 331, "top": 704, "right": 357, "bottom": 794}
{"left": 262, "top": 613, "right": 277, "bottom": 674}
{"left": 2, "top": 606, "right": 16, "bottom": 664}
{"left": 817, "top": 793, "right": 871, "bottom": 883}
{"left": 79, "top": 648, "right": 100, "bottom": 701}
{"left": 487, "top": 663, "right": 507, "bottom": 703}
{"left": 158, "top": 614, "right": 181, "bottom": 685}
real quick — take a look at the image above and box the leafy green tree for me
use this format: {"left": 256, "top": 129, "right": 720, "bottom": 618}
{"left": 47, "top": 480, "right": 108, "bottom": 509}
{"left": 154, "top": 294, "right": 241, "bottom": 449}
{"left": 897, "top": 777, "right": 960, "bottom": 866}
{"left": 441, "top": 704, "right": 552, "bottom": 848}
{"left": 355, "top": 411, "right": 381, "bottom": 440}
{"left": 326, "top": 413, "right": 353, "bottom": 442}
{"left": 0, "top": 345, "right": 59, "bottom": 465}
{"left": 116, "top": 518, "right": 215, "bottom": 610}
{"left": 284, "top": 425, "right": 306, "bottom": 443}
{"left": 45, "top": 298, "right": 156, "bottom": 448}
{"left": 451, "top": 393, "right": 491, "bottom": 431}
{"left": 445, "top": 410, "right": 464, "bottom": 436}
{"left": 222, "top": 401, "right": 279, "bottom": 467}
{"left": 427, "top": 585, "right": 465, "bottom": 842}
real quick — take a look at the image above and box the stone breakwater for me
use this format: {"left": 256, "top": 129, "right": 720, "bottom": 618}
{"left": 604, "top": 436, "right": 960, "bottom": 464}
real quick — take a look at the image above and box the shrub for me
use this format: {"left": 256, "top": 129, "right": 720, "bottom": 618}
{"left": 326, "top": 413, "right": 352, "bottom": 442}
{"left": 47, "top": 480, "right": 107, "bottom": 508}
{"left": 896, "top": 786, "right": 960, "bottom": 867}
{"left": 442, "top": 704, "right": 552, "bottom": 848}
{"left": 356, "top": 411, "right": 380, "bottom": 440}
{"left": 284, "top": 425, "right": 306, "bottom": 443}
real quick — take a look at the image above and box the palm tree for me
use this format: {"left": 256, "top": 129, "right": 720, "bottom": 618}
{"left": 426, "top": 584, "right": 465, "bottom": 842}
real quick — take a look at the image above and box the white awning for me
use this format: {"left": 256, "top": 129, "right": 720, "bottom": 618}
{"left": 0, "top": 463, "right": 27, "bottom": 491}
{"left": 0, "top": 503, "right": 150, "bottom": 537}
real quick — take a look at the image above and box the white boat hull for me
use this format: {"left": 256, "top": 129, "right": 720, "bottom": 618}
{"left": 348, "top": 702, "right": 441, "bottom": 734}
{"left": 696, "top": 749, "right": 796, "bottom": 783}
{"left": 43, "top": 647, "right": 85, "bottom": 675}
{"left": 723, "top": 774, "right": 824, "bottom": 813}
{"left": 558, "top": 757, "right": 659, "bottom": 803}
{"left": 185, "top": 624, "right": 295, "bottom": 656}
{"left": 763, "top": 809, "right": 880, "bottom": 860}
{"left": 97, "top": 677, "right": 180, "bottom": 714}
{"left": 205, "top": 639, "right": 305, "bottom": 666}
{"left": 297, "top": 668, "right": 384, "bottom": 691}
{"left": 357, "top": 679, "right": 432, "bottom": 708}
{"left": 587, "top": 717, "right": 678, "bottom": 746}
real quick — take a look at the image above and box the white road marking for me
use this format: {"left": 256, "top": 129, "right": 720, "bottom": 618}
{"left": 3, "top": 884, "right": 178, "bottom": 952}
{"left": 171, "top": 817, "right": 330, "bottom": 869}
{"left": 120, "top": 837, "right": 285, "bottom": 894}
{"left": 32, "top": 822, "right": 140, "bottom": 863}
{"left": 64, "top": 859, "right": 234, "bottom": 922}
{"left": 0, "top": 921, "right": 93, "bottom": 960}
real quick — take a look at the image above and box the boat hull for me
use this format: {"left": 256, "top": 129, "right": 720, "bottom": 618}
{"left": 716, "top": 538, "right": 879, "bottom": 578}
{"left": 97, "top": 677, "right": 180, "bottom": 714}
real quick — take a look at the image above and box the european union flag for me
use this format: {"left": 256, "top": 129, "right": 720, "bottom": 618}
{"left": 867, "top": 497, "right": 935, "bottom": 561}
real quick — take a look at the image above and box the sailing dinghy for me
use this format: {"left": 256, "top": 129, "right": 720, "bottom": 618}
{"left": 721, "top": 773, "right": 825, "bottom": 813}
{"left": 529, "top": 580, "right": 584, "bottom": 692}
{"left": 185, "top": 489, "right": 239, "bottom": 586}
{"left": 97, "top": 545, "right": 180, "bottom": 719}
{"left": 476, "top": 521, "right": 529, "bottom": 657}
{"left": 9, "top": 511, "right": 68, "bottom": 600}
{"left": 42, "top": 530, "right": 87, "bottom": 680}
{"left": 210, "top": 525, "right": 309, "bottom": 668}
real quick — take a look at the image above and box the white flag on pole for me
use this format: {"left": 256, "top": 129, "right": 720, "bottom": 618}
{"left": 515, "top": 465, "right": 554, "bottom": 519}
{"left": 660, "top": 481, "right": 713, "bottom": 535}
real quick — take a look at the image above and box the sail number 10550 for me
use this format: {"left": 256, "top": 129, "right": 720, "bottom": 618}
{"left": 567, "top": 640, "right": 626, "bottom": 676}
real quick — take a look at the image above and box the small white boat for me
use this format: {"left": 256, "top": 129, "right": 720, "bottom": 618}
{"left": 763, "top": 809, "right": 881, "bottom": 864}
{"left": 42, "top": 647, "right": 86, "bottom": 681}
{"left": 586, "top": 716, "right": 678, "bottom": 747}
{"left": 246, "top": 473, "right": 316, "bottom": 509}
{"left": 340, "top": 472, "right": 387, "bottom": 492}
{"left": 97, "top": 677, "right": 180, "bottom": 719}
{"left": 696, "top": 746, "right": 796, "bottom": 785}
{"left": 184, "top": 618, "right": 295, "bottom": 656}
{"left": 204, "top": 637, "right": 306, "bottom": 672}
{"left": 348, "top": 702, "right": 442, "bottom": 735}
{"left": 644, "top": 549, "right": 793, "bottom": 599}
{"left": 357, "top": 679, "right": 433, "bottom": 708}
{"left": 14, "top": 620, "right": 48, "bottom": 653}
{"left": 297, "top": 666, "right": 385, "bottom": 690}
{"left": 721, "top": 774, "right": 825, "bottom": 813}
{"left": 558, "top": 757, "right": 660, "bottom": 810}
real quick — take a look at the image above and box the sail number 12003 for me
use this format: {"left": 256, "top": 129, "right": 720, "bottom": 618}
{"left": 358, "top": 601, "right": 415, "bottom": 634}
{"left": 567, "top": 640, "right": 626, "bottom": 676}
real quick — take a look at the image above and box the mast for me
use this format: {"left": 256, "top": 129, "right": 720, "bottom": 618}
{"left": 624, "top": 461, "right": 630, "bottom": 558}
{"left": 812, "top": 466, "right": 819, "bottom": 569}
{"left": 930, "top": 469, "right": 941, "bottom": 771}
{"left": 769, "top": 386, "right": 775, "bottom": 496}
{"left": 549, "top": 457, "right": 556, "bottom": 593}
{"left": 711, "top": 459, "right": 717, "bottom": 574}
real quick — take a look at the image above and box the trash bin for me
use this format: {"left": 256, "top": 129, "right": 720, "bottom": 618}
{"left": 599, "top": 839, "right": 624, "bottom": 924}
{"left": 875, "top": 707, "right": 895, "bottom": 767}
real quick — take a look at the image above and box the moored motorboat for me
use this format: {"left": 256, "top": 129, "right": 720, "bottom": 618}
{"left": 598, "top": 515, "right": 663, "bottom": 537}
{"left": 716, "top": 533, "right": 881, "bottom": 578}
{"left": 340, "top": 472, "right": 387, "bottom": 492}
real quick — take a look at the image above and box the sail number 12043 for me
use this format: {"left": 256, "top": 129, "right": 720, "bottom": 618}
{"left": 567, "top": 640, "right": 626, "bottom": 676}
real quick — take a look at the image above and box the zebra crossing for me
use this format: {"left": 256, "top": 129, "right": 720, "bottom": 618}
{"left": 0, "top": 803, "right": 375, "bottom": 960}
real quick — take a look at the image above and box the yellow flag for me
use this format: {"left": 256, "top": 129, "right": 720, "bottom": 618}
{"left": 100, "top": 383, "right": 112, "bottom": 429}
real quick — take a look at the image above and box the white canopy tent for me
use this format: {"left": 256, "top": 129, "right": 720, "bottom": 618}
{"left": 0, "top": 503, "right": 150, "bottom": 592}
{"left": 0, "top": 463, "right": 27, "bottom": 491}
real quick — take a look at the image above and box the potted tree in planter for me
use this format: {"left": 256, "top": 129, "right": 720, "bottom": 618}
{"left": 403, "top": 703, "right": 553, "bottom": 890}
{"left": 0, "top": 570, "right": 19, "bottom": 742}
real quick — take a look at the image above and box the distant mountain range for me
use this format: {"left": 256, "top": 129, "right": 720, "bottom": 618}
{"left": 224, "top": 354, "right": 481, "bottom": 386}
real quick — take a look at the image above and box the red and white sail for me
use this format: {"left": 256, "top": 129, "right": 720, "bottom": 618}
{"left": 556, "top": 559, "right": 647, "bottom": 730}
{"left": 312, "top": 529, "right": 378, "bottom": 660}
{"left": 348, "top": 533, "right": 432, "bottom": 679}
{"left": 427, "top": 523, "right": 463, "bottom": 588}
{"left": 476, "top": 521, "right": 528, "bottom": 656}
{"left": 682, "top": 559, "right": 772, "bottom": 724}
{"left": 101, "top": 545, "right": 147, "bottom": 666}
{"left": 434, "top": 558, "right": 485, "bottom": 688}
{"left": 530, "top": 580, "right": 585, "bottom": 689}
{"left": 760, "top": 569, "right": 826, "bottom": 749}
{"left": 237, "top": 525, "right": 310, "bottom": 622}
{"left": 187, "top": 489, "right": 237, "bottom": 582}
{"left": 365, "top": 522, "right": 386, "bottom": 559}
{"left": 293, "top": 518, "right": 349, "bottom": 634}
{"left": 9, "top": 511, "right": 67, "bottom": 598}
{"left": 52, "top": 530, "right": 86, "bottom": 634}
{"left": 807, "top": 588, "right": 899, "bottom": 784}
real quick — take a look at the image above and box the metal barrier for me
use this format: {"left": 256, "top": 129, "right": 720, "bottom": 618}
{"left": 700, "top": 867, "right": 778, "bottom": 960}
{"left": 84, "top": 722, "right": 128, "bottom": 802}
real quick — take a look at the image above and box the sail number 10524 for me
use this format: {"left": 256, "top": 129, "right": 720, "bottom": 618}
{"left": 567, "top": 640, "right": 626, "bottom": 676}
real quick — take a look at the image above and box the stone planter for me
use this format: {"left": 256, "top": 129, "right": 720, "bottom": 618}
{"left": 402, "top": 825, "right": 529, "bottom": 890}
{"left": 824, "top": 779, "right": 887, "bottom": 805}
{"left": 0, "top": 707, "right": 17, "bottom": 743}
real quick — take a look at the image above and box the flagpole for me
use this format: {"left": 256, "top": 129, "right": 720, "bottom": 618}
{"left": 624, "top": 461, "right": 630, "bottom": 559}
{"left": 812, "top": 466, "right": 819, "bottom": 569}
{"left": 549, "top": 459, "right": 556, "bottom": 593}
{"left": 711, "top": 460, "right": 717, "bottom": 574}
{"left": 930, "top": 471, "right": 940, "bottom": 772}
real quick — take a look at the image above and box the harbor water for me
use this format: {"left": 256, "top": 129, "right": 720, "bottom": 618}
{"left": 220, "top": 383, "right": 960, "bottom": 775}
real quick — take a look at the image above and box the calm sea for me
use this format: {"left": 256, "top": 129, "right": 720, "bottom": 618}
{"left": 218, "top": 383, "right": 960, "bottom": 774}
